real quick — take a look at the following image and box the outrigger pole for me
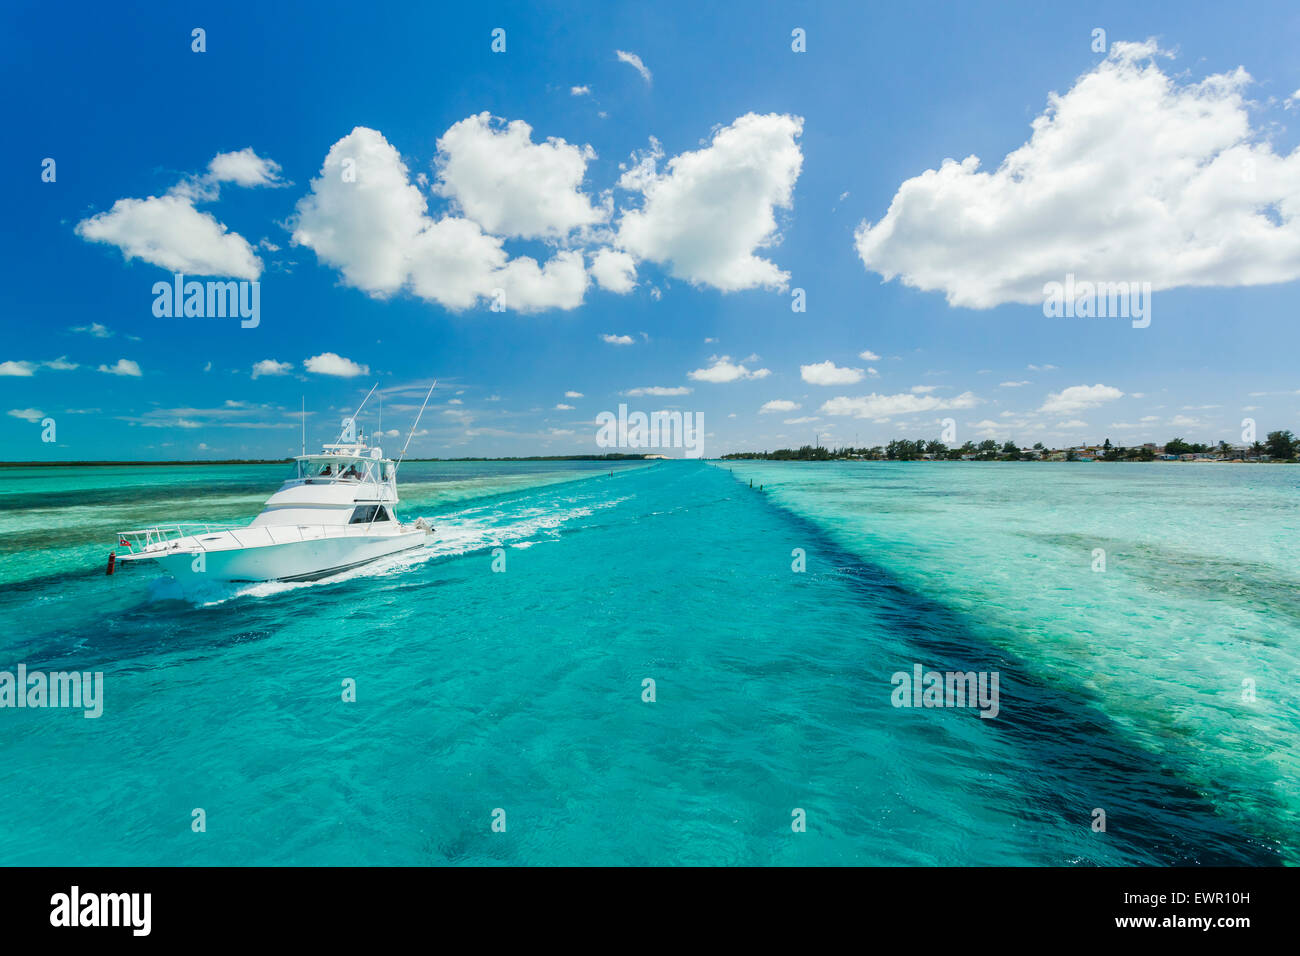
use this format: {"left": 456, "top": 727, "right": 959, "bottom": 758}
{"left": 395, "top": 381, "right": 437, "bottom": 474}
{"left": 336, "top": 382, "right": 379, "bottom": 446}
{"left": 364, "top": 380, "right": 435, "bottom": 535}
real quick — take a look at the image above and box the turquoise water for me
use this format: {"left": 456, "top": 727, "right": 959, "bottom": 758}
{"left": 0, "top": 459, "right": 1293, "bottom": 864}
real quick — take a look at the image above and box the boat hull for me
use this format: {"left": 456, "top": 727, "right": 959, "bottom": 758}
{"left": 120, "top": 528, "right": 428, "bottom": 583}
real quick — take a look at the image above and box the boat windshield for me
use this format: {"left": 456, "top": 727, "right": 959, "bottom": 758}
{"left": 290, "top": 457, "right": 384, "bottom": 482}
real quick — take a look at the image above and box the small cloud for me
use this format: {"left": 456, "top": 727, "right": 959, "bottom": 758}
{"left": 98, "top": 358, "right": 142, "bottom": 377}
{"left": 7, "top": 408, "right": 44, "bottom": 423}
{"left": 0, "top": 361, "right": 36, "bottom": 377}
{"left": 571, "top": 85, "right": 591, "bottom": 96}
{"left": 1039, "top": 384, "right": 1122, "bottom": 415}
{"left": 1028, "top": 364, "right": 1058, "bottom": 371}
{"left": 590, "top": 248, "right": 638, "bottom": 294}
{"left": 625, "top": 385, "right": 692, "bottom": 397}
{"left": 304, "top": 352, "right": 369, "bottom": 377}
{"left": 70, "top": 322, "right": 112, "bottom": 338}
{"left": 760, "top": 400, "right": 800, "bottom": 414}
{"left": 555, "top": 403, "right": 575, "bottom": 410}
{"left": 689, "top": 356, "right": 771, "bottom": 383}
{"left": 251, "top": 358, "right": 293, "bottom": 379}
{"left": 858, "top": 349, "right": 880, "bottom": 361}
{"left": 601, "top": 333, "right": 636, "bottom": 345}
{"left": 801, "top": 361, "right": 864, "bottom": 386}
{"left": 565, "top": 390, "right": 584, "bottom": 399}
{"left": 999, "top": 380, "right": 1031, "bottom": 387}
{"left": 615, "top": 50, "right": 652, "bottom": 84}
{"left": 207, "top": 147, "right": 284, "bottom": 188}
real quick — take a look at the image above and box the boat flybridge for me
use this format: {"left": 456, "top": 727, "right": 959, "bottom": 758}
{"left": 111, "top": 383, "right": 436, "bottom": 584}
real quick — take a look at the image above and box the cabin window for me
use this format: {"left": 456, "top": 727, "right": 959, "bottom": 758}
{"left": 348, "top": 505, "right": 390, "bottom": 524}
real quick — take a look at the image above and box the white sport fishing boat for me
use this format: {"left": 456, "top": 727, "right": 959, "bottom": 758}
{"left": 111, "top": 383, "right": 436, "bottom": 584}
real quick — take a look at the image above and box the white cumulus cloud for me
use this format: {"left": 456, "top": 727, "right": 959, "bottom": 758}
{"left": 801, "top": 361, "right": 865, "bottom": 386}
{"left": 855, "top": 41, "right": 1300, "bottom": 308}
{"left": 252, "top": 359, "right": 293, "bottom": 379}
{"left": 616, "top": 113, "right": 804, "bottom": 292}
{"left": 98, "top": 358, "right": 142, "bottom": 377}
{"left": 77, "top": 194, "right": 262, "bottom": 279}
{"left": 589, "top": 248, "right": 637, "bottom": 293}
{"left": 291, "top": 127, "right": 588, "bottom": 312}
{"left": 433, "top": 113, "right": 605, "bottom": 240}
{"left": 304, "top": 352, "right": 369, "bottom": 377}
{"left": 688, "top": 356, "right": 771, "bottom": 383}
{"left": 76, "top": 147, "right": 282, "bottom": 279}
{"left": 207, "top": 148, "right": 284, "bottom": 188}
{"left": 1039, "top": 384, "right": 1124, "bottom": 415}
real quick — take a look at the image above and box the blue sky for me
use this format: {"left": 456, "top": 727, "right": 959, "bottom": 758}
{"left": 4, "top": 0, "right": 1299, "bottom": 459}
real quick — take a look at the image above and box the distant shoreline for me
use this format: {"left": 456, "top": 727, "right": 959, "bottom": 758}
{"left": 719, "top": 457, "right": 1296, "bottom": 464}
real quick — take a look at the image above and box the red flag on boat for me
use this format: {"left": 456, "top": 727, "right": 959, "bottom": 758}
{"left": 119, "top": 537, "right": 130, "bottom": 547}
